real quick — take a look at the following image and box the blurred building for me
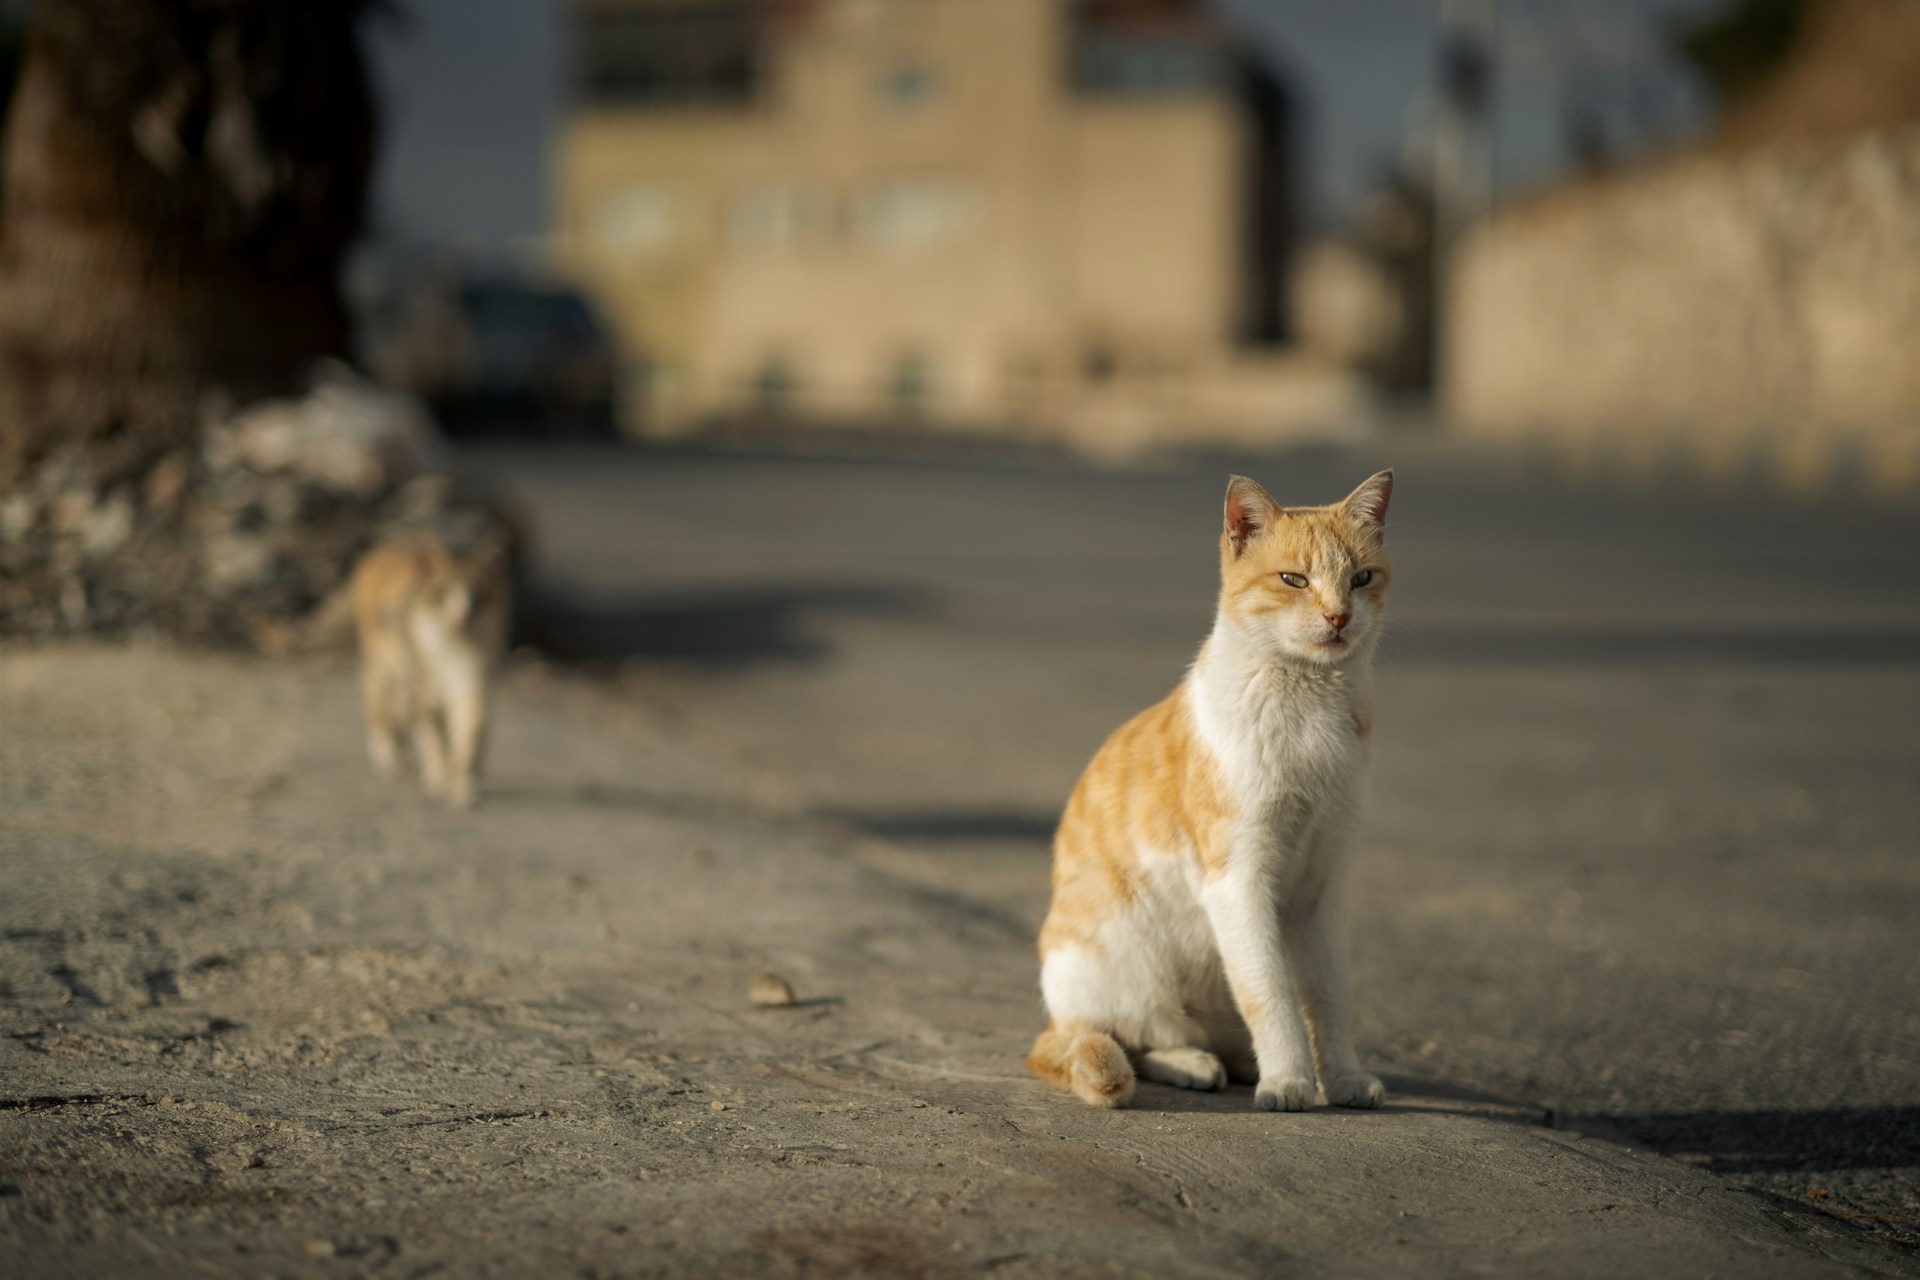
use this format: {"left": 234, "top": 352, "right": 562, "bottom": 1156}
{"left": 1446, "top": 0, "right": 1920, "bottom": 500}
{"left": 555, "top": 0, "right": 1362, "bottom": 449}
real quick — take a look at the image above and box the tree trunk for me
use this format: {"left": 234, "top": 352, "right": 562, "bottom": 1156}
{"left": 0, "top": 0, "right": 377, "bottom": 486}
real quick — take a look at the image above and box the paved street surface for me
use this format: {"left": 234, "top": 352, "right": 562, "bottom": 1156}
{"left": 4, "top": 439, "right": 1918, "bottom": 1277}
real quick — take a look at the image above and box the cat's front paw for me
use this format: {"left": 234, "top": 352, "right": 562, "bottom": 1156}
{"left": 1254, "top": 1076, "right": 1315, "bottom": 1112}
{"left": 1327, "top": 1072, "right": 1386, "bottom": 1109}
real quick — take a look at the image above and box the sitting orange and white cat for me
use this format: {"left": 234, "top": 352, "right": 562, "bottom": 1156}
{"left": 351, "top": 511, "right": 516, "bottom": 809}
{"left": 1028, "top": 470, "right": 1394, "bottom": 1111}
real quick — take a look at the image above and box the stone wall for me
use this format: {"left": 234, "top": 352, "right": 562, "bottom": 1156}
{"left": 1445, "top": 124, "right": 1920, "bottom": 499}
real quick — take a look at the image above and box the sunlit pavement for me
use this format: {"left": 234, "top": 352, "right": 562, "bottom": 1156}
{"left": 475, "top": 438, "right": 1920, "bottom": 1251}
{"left": 3, "top": 436, "right": 1917, "bottom": 1276}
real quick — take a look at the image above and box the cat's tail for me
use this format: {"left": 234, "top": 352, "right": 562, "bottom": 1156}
{"left": 1026, "top": 1022, "right": 1134, "bottom": 1109}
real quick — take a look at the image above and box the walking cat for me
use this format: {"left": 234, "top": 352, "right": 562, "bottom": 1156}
{"left": 351, "top": 510, "right": 516, "bottom": 808}
{"left": 1028, "top": 470, "right": 1394, "bottom": 1110}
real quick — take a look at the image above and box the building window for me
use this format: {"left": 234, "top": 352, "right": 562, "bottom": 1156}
{"left": 878, "top": 63, "right": 937, "bottom": 109}
{"left": 729, "top": 183, "right": 831, "bottom": 251}
{"left": 639, "top": 361, "right": 683, "bottom": 411}
{"left": 752, "top": 354, "right": 797, "bottom": 413}
{"left": 1068, "top": 0, "right": 1222, "bottom": 98}
{"left": 888, "top": 352, "right": 932, "bottom": 415}
{"left": 576, "top": 2, "right": 761, "bottom": 108}
{"left": 594, "top": 184, "right": 690, "bottom": 255}
{"left": 1071, "top": 37, "right": 1220, "bottom": 96}
{"left": 1083, "top": 343, "right": 1118, "bottom": 384}
{"left": 856, "top": 180, "right": 976, "bottom": 251}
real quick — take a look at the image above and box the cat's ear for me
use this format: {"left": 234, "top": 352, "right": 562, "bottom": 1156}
{"left": 1224, "top": 475, "right": 1279, "bottom": 557}
{"left": 1341, "top": 469, "right": 1393, "bottom": 530}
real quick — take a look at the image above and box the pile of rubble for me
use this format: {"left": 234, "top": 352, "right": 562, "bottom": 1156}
{"left": 0, "top": 364, "right": 506, "bottom": 651}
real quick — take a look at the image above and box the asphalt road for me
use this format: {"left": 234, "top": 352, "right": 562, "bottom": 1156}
{"left": 4, "top": 435, "right": 1918, "bottom": 1277}
{"left": 479, "top": 439, "right": 1920, "bottom": 1248}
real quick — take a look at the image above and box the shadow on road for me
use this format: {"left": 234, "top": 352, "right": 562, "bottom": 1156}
{"left": 1118, "top": 1069, "right": 1555, "bottom": 1123}
{"left": 820, "top": 808, "right": 1059, "bottom": 844}
{"left": 1386, "top": 623, "right": 1920, "bottom": 667}
{"left": 1600, "top": 1107, "right": 1920, "bottom": 1174}
{"left": 516, "top": 579, "right": 930, "bottom": 668}
{"left": 483, "top": 780, "right": 768, "bottom": 826}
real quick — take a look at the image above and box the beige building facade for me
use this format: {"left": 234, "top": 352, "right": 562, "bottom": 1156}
{"left": 555, "top": 0, "right": 1354, "bottom": 450}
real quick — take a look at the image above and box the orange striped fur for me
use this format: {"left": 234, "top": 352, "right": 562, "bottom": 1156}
{"left": 1029, "top": 471, "right": 1394, "bottom": 1110}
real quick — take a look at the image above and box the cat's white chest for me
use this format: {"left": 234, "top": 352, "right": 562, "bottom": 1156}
{"left": 1187, "top": 644, "right": 1368, "bottom": 867}
{"left": 1196, "top": 673, "right": 1359, "bottom": 793}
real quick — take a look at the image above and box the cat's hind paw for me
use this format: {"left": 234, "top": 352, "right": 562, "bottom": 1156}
{"left": 1328, "top": 1072, "right": 1385, "bottom": 1109}
{"left": 1136, "top": 1048, "right": 1227, "bottom": 1092}
{"left": 1254, "top": 1076, "right": 1315, "bottom": 1111}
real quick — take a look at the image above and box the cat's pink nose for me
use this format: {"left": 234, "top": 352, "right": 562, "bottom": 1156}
{"left": 1325, "top": 610, "right": 1351, "bottom": 632}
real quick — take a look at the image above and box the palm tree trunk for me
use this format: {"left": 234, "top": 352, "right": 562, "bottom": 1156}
{"left": 0, "top": 0, "right": 377, "bottom": 486}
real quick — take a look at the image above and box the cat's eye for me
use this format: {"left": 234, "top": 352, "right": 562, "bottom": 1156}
{"left": 1278, "top": 572, "right": 1308, "bottom": 589}
{"left": 1351, "top": 570, "right": 1374, "bottom": 588}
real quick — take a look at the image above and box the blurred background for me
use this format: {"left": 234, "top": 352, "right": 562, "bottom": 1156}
{"left": 363, "top": 0, "right": 1920, "bottom": 481}
{"left": 5, "top": 0, "right": 1916, "bottom": 649}
{"left": 4, "top": 0, "right": 1918, "bottom": 484}
{"left": 184, "top": 0, "right": 1827, "bottom": 464}
{"left": 3, "top": 1, "right": 1920, "bottom": 1261}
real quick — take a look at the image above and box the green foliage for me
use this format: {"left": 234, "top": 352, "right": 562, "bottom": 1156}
{"left": 1673, "top": 0, "right": 1807, "bottom": 103}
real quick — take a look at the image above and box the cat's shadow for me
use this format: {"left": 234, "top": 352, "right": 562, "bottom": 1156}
{"left": 816, "top": 807, "right": 1058, "bottom": 844}
{"left": 514, "top": 578, "right": 930, "bottom": 669}
{"left": 1574, "top": 1105, "right": 1920, "bottom": 1174}
{"left": 1125, "top": 1069, "right": 1550, "bottom": 1126}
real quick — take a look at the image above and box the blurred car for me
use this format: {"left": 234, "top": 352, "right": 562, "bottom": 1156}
{"left": 360, "top": 267, "right": 622, "bottom": 438}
